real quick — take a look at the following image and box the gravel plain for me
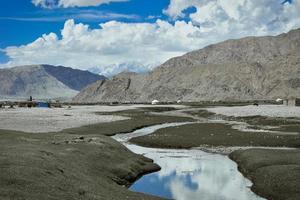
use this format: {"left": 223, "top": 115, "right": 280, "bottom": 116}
{"left": 206, "top": 105, "right": 300, "bottom": 118}
{"left": 0, "top": 105, "right": 185, "bottom": 133}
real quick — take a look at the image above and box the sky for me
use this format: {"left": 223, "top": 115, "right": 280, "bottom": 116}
{"left": 0, "top": 0, "right": 299, "bottom": 76}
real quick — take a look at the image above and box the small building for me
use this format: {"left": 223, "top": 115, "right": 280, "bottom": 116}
{"left": 283, "top": 98, "right": 300, "bottom": 106}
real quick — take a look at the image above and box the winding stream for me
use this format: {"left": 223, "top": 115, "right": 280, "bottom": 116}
{"left": 112, "top": 123, "right": 265, "bottom": 200}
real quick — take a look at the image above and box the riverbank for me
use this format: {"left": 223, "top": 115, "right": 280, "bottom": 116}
{"left": 0, "top": 129, "right": 163, "bottom": 200}
{"left": 113, "top": 123, "right": 264, "bottom": 200}
{"left": 230, "top": 149, "right": 300, "bottom": 200}
{"left": 129, "top": 106, "right": 300, "bottom": 200}
{"left": 0, "top": 106, "right": 191, "bottom": 200}
{"left": 130, "top": 122, "right": 300, "bottom": 149}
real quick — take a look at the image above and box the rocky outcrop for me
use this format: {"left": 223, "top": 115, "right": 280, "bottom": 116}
{"left": 73, "top": 28, "right": 300, "bottom": 103}
{"left": 0, "top": 65, "right": 106, "bottom": 99}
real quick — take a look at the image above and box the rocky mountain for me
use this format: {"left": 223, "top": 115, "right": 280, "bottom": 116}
{"left": 0, "top": 65, "right": 106, "bottom": 100}
{"left": 73, "top": 28, "right": 300, "bottom": 103}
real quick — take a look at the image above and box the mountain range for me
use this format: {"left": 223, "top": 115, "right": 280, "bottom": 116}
{"left": 73, "top": 28, "right": 300, "bottom": 103}
{"left": 0, "top": 65, "right": 105, "bottom": 100}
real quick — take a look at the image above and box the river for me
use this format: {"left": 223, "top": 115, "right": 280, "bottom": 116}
{"left": 112, "top": 123, "right": 264, "bottom": 200}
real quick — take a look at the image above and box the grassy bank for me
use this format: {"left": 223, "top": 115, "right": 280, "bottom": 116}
{"left": 186, "top": 108, "right": 300, "bottom": 134}
{"left": 230, "top": 149, "right": 300, "bottom": 200}
{"left": 0, "top": 129, "right": 165, "bottom": 200}
{"left": 63, "top": 107, "right": 194, "bottom": 136}
{"left": 130, "top": 122, "right": 300, "bottom": 149}
{"left": 220, "top": 115, "right": 300, "bottom": 134}
{"left": 128, "top": 108, "right": 300, "bottom": 200}
{"left": 0, "top": 107, "right": 193, "bottom": 200}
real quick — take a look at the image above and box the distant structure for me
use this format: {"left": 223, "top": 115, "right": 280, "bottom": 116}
{"left": 37, "top": 102, "right": 50, "bottom": 108}
{"left": 151, "top": 100, "right": 159, "bottom": 105}
{"left": 283, "top": 98, "right": 300, "bottom": 106}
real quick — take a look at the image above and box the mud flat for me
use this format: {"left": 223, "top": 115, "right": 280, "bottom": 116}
{"left": 0, "top": 106, "right": 190, "bottom": 200}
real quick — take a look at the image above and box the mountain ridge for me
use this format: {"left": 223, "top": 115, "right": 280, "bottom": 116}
{"left": 0, "top": 65, "right": 106, "bottom": 99}
{"left": 73, "top": 28, "right": 300, "bottom": 103}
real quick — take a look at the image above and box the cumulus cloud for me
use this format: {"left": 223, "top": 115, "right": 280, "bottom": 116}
{"left": 2, "top": 19, "right": 205, "bottom": 76}
{"left": 32, "top": 0, "right": 129, "bottom": 8}
{"left": 2, "top": 0, "right": 300, "bottom": 76}
{"left": 165, "top": 0, "right": 300, "bottom": 37}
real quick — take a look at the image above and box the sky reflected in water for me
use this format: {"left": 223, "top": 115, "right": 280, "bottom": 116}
{"left": 113, "top": 123, "right": 265, "bottom": 200}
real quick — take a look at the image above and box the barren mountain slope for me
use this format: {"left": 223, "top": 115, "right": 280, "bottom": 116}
{"left": 0, "top": 65, "right": 105, "bottom": 99}
{"left": 73, "top": 28, "right": 300, "bottom": 103}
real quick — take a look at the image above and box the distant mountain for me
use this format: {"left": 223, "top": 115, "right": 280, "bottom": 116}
{"left": 43, "top": 65, "right": 106, "bottom": 91}
{"left": 0, "top": 65, "right": 106, "bottom": 100}
{"left": 74, "top": 28, "right": 300, "bottom": 103}
{"left": 88, "top": 63, "right": 156, "bottom": 77}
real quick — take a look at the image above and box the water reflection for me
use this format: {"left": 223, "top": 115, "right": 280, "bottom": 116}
{"left": 113, "top": 123, "right": 264, "bottom": 200}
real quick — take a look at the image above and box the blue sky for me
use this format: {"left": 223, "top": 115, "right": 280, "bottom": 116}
{"left": 0, "top": 0, "right": 175, "bottom": 63}
{"left": 0, "top": 0, "right": 299, "bottom": 76}
{"left": 0, "top": 1, "right": 168, "bottom": 53}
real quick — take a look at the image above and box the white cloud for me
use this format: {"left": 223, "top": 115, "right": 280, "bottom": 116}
{"left": 0, "top": 10, "right": 138, "bottom": 22}
{"left": 165, "top": 0, "right": 300, "bottom": 37}
{"left": 2, "top": 0, "right": 300, "bottom": 76}
{"left": 163, "top": 0, "right": 203, "bottom": 19}
{"left": 32, "top": 0, "right": 129, "bottom": 8}
{"left": 2, "top": 19, "right": 205, "bottom": 76}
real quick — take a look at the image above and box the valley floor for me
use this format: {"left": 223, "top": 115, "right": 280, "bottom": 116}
{"left": 0, "top": 104, "right": 299, "bottom": 200}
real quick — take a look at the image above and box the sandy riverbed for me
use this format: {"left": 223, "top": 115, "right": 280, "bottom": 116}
{"left": 0, "top": 105, "right": 185, "bottom": 133}
{"left": 206, "top": 105, "right": 300, "bottom": 118}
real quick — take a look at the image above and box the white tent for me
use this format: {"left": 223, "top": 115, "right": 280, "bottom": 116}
{"left": 151, "top": 100, "right": 159, "bottom": 105}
